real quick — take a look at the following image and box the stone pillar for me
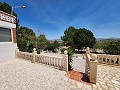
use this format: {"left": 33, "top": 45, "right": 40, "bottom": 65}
{"left": 15, "top": 47, "right": 19, "bottom": 59}
{"left": 89, "top": 60, "right": 97, "bottom": 83}
{"left": 86, "top": 47, "right": 90, "bottom": 54}
{"left": 32, "top": 48, "right": 37, "bottom": 63}
{"left": 63, "top": 50, "right": 68, "bottom": 71}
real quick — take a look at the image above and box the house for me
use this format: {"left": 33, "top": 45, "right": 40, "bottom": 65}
{"left": 0, "top": 10, "right": 17, "bottom": 62}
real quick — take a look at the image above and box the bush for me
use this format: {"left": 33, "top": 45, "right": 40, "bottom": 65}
{"left": 60, "top": 48, "right": 66, "bottom": 54}
{"left": 67, "top": 48, "right": 74, "bottom": 71}
{"left": 103, "top": 40, "right": 120, "bottom": 55}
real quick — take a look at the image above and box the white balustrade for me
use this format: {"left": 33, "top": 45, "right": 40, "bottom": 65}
{"left": 35, "top": 54, "right": 64, "bottom": 70}
{"left": 85, "top": 47, "right": 97, "bottom": 84}
{"left": 15, "top": 48, "right": 68, "bottom": 71}
{"left": 97, "top": 54, "right": 120, "bottom": 66}
{"left": 17, "top": 51, "right": 33, "bottom": 61}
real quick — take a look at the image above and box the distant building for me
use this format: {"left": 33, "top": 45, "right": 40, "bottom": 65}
{"left": 0, "top": 10, "right": 17, "bottom": 62}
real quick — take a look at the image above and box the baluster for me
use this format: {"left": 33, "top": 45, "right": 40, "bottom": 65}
{"left": 100, "top": 56, "right": 103, "bottom": 63}
{"left": 55, "top": 58, "right": 57, "bottom": 67}
{"left": 38, "top": 56, "right": 40, "bottom": 63}
{"left": 47, "top": 56, "right": 49, "bottom": 65}
{"left": 118, "top": 56, "right": 120, "bottom": 66}
{"left": 108, "top": 57, "right": 111, "bottom": 65}
{"left": 39, "top": 56, "right": 41, "bottom": 63}
{"left": 118, "top": 57, "right": 120, "bottom": 66}
{"left": 58, "top": 58, "right": 60, "bottom": 68}
{"left": 113, "top": 59, "right": 116, "bottom": 65}
{"left": 45, "top": 56, "right": 47, "bottom": 64}
{"left": 44, "top": 56, "right": 46, "bottom": 64}
{"left": 42, "top": 56, "right": 44, "bottom": 63}
{"left": 49, "top": 57, "right": 51, "bottom": 65}
{"left": 44, "top": 56, "right": 45, "bottom": 64}
{"left": 60, "top": 58, "right": 62, "bottom": 68}
{"left": 55, "top": 58, "right": 57, "bottom": 66}
{"left": 48, "top": 57, "right": 49, "bottom": 65}
{"left": 53, "top": 58, "right": 55, "bottom": 66}
{"left": 112, "top": 56, "right": 116, "bottom": 65}
{"left": 41, "top": 56, "right": 43, "bottom": 63}
{"left": 56, "top": 58, "right": 58, "bottom": 67}
{"left": 105, "top": 56, "right": 108, "bottom": 64}
{"left": 48, "top": 57, "right": 50, "bottom": 65}
{"left": 37, "top": 56, "right": 38, "bottom": 62}
{"left": 111, "top": 56, "right": 117, "bottom": 65}
{"left": 43, "top": 56, "right": 44, "bottom": 63}
{"left": 51, "top": 57, "right": 53, "bottom": 65}
{"left": 61, "top": 58, "right": 64, "bottom": 69}
{"left": 46, "top": 56, "right": 48, "bottom": 65}
{"left": 101, "top": 56, "right": 103, "bottom": 64}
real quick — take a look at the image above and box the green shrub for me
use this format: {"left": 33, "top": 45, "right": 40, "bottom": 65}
{"left": 60, "top": 48, "right": 66, "bottom": 54}
{"left": 103, "top": 40, "right": 120, "bottom": 55}
{"left": 67, "top": 48, "right": 74, "bottom": 71}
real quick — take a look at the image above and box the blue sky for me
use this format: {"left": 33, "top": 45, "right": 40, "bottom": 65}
{"left": 1, "top": 0, "right": 120, "bottom": 40}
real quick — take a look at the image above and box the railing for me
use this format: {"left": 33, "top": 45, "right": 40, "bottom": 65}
{"left": 15, "top": 48, "right": 68, "bottom": 71}
{"left": 36, "top": 55, "right": 64, "bottom": 70}
{"left": 97, "top": 54, "right": 120, "bottom": 66}
{"left": 85, "top": 47, "right": 97, "bottom": 84}
{"left": 17, "top": 51, "right": 33, "bottom": 61}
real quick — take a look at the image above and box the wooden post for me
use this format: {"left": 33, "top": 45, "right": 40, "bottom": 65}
{"left": 32, "top": 48, "right": 37, "bottom": 63}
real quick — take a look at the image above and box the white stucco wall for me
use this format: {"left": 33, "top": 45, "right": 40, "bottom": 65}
{"left": 0, "top": 43, "right": 17, "bottom": 63}
{"left": 0, "top": 20, "right": 16, "bottom": 28}
{"left": 0, "top": 11, "right": 17, "bottom": 63}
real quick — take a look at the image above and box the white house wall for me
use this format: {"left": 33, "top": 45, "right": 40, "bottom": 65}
{"left": 0, "top": 20, "right": 16, "bottom": 28}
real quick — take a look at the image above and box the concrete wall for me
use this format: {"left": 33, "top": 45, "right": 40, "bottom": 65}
{"left": 0, "top": 43, "right": 17, "bottom": 63}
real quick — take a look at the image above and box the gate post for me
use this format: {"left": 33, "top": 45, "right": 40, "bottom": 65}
{"left": 15, "top": 47, "right": 19, "bottom": 59}
{"left": 32, "top": 48, "right": 37, "bottom": 63}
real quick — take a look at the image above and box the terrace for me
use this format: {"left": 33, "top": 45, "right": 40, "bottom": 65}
{"left": 0, "top": 48, "right": 120, "bottom": 90}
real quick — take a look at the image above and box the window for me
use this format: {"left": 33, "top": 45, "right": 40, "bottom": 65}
{"left": 0, "top": 27, "right": 12, "bottom": 42}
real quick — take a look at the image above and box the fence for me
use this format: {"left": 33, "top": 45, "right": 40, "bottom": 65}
{"left": 97, "top": 54, "right": 120, "bottom": 66}
{"left": 15, "top": 48, "right": 68, "bottom": 71}
{"left": 85, "top": 47, "right": 97, "bottom": 84}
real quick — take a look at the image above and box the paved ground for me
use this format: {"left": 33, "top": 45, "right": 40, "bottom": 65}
{"left": 73, "top": 57, "right": 86, "bottom": 73}
{"left": 0, "top": 59, "right": 92, "bottom": 90}
{"left": 0, "top": 58, "right": 120, "bottom": 90}
{"left": 93, "top": 64, "right": 120, "bottom": 90}
{"left": 72, "top": 55, "right": 120, "bottom": 90}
